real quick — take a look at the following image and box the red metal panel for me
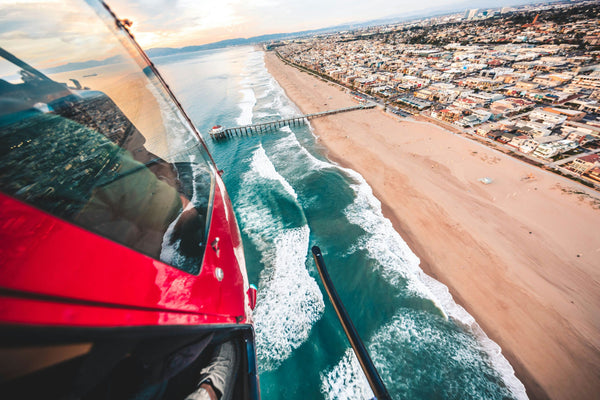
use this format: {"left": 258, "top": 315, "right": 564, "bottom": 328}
{"left": 0, "top": 174, "right": 247, "bottom": 326}
{"left": 0, "top": 296, "right": 235, "bottom": 327}
{"left": 201, "top": 177, "right": 247, "bottom": 320}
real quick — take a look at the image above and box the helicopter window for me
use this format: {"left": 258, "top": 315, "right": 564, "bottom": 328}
{"left": 0, "top": 1, "right": 216, "bottom": 274}
{"left": 0, "top": 58, "right": 28, "bottom": 84}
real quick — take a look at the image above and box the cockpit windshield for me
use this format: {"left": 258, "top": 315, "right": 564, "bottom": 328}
{"left": 0, "top": 0, "right": 215, "bottom": 274}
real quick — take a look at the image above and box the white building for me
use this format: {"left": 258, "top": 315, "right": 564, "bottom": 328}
{"left": 463, "top": 91, "right": 504, "bottom": 105}
{"left": 533, "top": 140, "right": 578, "bottom": 159}
{"left": 572, "top": 72, "right": 600, "bottom": 89}
{"left": 466, "top": 8, "right": 479, "bottom": 20}
{"left": 520, "top": 139, "right": 539, "bottom": 153}
{"left": 515, "top": 120, "right": 553, "bottom": 137}
{"left": 528, "top": 109, "right": 567, "bottom": 129}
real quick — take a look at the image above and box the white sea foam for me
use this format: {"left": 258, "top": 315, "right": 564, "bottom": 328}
{"left": 338, "top": 170, "right": 527, "bottom": 399}
{"left": 254, "top": 111, "right": 278, "bottom": 119}
{"left": 425, "top": 277, "right": 528, "bottom": 399}
{"left": 257, "top": 78, "right": 280, "bottom": 102}
{"left": 270, "top": 86, "right": 299, "bottom": 118}
{"left": 342, "top": 172, "right": 442, "bottom": 308}
{"left": 253, "top": 226, "right": 325, "bottom": 371}
{"left": 252, "top": 145, "right": 297, "bottom": 200}
{"left": 271, "top": 134, "right": 333, "bottom": 177}
{"left": 235, "top": 145, "right": 324, "bottom": 371}
{"left": 321, "top": 349, "right": 374, "bottom": 400}
{"left": 236, "top": 88, "right": 256, "bottom": 126}
{"left": 254, "top": 51, "right": 301, "bottom": 119}
{"left": 323, "top": 308, "right": 526, "bottom": 400}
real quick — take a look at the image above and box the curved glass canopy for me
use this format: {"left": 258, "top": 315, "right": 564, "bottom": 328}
{"left": 0, "top": 0, "right": 216, "bottom": 274}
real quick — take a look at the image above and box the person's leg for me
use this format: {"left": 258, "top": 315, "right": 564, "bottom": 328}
{"left": 186, "top": 341, "right": 239, "bottom": 400}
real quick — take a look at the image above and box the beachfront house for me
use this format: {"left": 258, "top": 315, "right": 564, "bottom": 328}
{"left": 498, "top": 132, "right": 519, "bottom": 143}
{"left": 508, "top": 135, "right": 530, "bottom": 149}
{"left": 568, "top": 154, "right": 600, "bottom": 174}
{"left": 532, "top": 139, "right": 578, "bottom": 159}
{"left": 397, "top": 97, "right": 431, "bottom": 111}
{"left": 458, "top": 114, "right": 481, "bottom": 127}
{"left": 519, "top": 138, "right": 539, "bottom": 153}
{"left": 433, "top": 107, "right": 464, "bottom": 123}
{"left": 586, "top": 167, "right": 600, "bottom": 183}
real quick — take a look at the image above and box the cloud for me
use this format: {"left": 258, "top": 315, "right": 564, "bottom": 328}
{"left": 0, "top": 1, "right": 121, "bottom": 68}
{"left": 107, "top": 0, "right": 254, "bottom": 48}
{"left": 1, "top": 0, "right": 517, "bottom": 53}
{"left": 107, "top": 0, "right": 461, "bottom": 49}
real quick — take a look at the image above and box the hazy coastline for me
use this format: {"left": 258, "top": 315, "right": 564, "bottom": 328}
{"left": 263, "top": 50, "right": 600, "bottom": 400}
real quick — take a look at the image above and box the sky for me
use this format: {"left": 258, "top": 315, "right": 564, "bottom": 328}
{"left": 0, "top": 0, "right": 123, "bottom": 69}
{"left": 106, "top": 0, "right": 528, "bottom": 49}
{"left": 0, "top": 0, "right": 541, "bottom": 69}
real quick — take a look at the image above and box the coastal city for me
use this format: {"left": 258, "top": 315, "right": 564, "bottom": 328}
{"left": 0, "top": 1, "right": 599, "bottom": 400}
{"left": 272, "top": 1, "right": 600, "bottom": 189}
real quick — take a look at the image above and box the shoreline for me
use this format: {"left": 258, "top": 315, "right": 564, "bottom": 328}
{"left": 318, "top": 136, "right": 538, "bottom": 399}
{"left": 263, "top": 50, "right": 600, "bottom": 400}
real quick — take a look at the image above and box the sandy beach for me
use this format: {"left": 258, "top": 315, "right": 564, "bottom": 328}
{"left": 264, "top": 51, "right": 600, "bottom": 400}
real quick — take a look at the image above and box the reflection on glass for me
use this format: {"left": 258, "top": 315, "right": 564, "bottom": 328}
{"left": 0, "top": 1, "right": 214, "bottom": 274}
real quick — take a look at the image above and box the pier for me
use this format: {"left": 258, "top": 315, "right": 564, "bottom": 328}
{"left": 210, "top": 103, "right": 376, "bottom": 140}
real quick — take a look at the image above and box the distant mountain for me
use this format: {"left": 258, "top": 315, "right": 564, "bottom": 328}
{"left": 145, "top": 27, "right": 355, "bottom": 58}
{"left": 43, "top": 55, "right": 124, "bottom": 74}
{"left": 144, "top": 0, "right": 554, "bottom": 59}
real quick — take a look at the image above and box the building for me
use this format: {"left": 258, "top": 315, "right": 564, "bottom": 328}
{"left": 528, "top": 109, "right": 567, "bottom": 129}
{"left": 397, "top": 97, "right": 431, "bottom": 110}
{"left": 465, "top": 8, "right": 479, "bottom": 20}
{"left": 508, "top": 135, "right": 530, "bottom": 149}
{"left": 568, "top": 154, "right": 599, "bottom": 174}
{"left": 542, "top": 107, "right": 586, "bottom": 122}
{"left": 572, "top": 72, "right": 600, "bottom": 89}
{"left": 533, "top": 140, "right": 578, "bottom": 159}
{"left": 586, "top": 167, "right": 600, "bottom": 183}
{"left": 515, "top": 120, "right": 553, "bottom": 138}
{"left": 532, "top": 73, "right": 573, "bottom": 87}
{"left": 566, "top": 131, "right": 597, "bottom": 145}
{"left": 489, "top": 98, "right": 534, "bottom": 118}
{"left": 433, "top": 108, "right": 464, "bottom": 123}
{"left": 520, "top": 138, "right": 539, "bottom": 154}
{"left": 563, "top": 121, "right": 600, "bottom": 139}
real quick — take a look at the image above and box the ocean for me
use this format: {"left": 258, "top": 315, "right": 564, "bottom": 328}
{"left": 152, "top": 46, "right": 528, "bottom": 400}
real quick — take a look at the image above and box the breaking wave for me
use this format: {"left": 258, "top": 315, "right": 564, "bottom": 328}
{"left": 322, "top": 169, "right": 527, "bottom": 399}
{"left": 235, "top": 144, "right": 324, "bottom": 371}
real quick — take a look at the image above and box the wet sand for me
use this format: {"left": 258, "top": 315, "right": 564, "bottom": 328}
{"left": 264, "top": 51, "right": 600, "bottom": 400}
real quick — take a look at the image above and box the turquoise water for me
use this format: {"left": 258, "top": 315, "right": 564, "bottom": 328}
{"left": 153, "top": 46, "right": 527, "bottom": 400}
